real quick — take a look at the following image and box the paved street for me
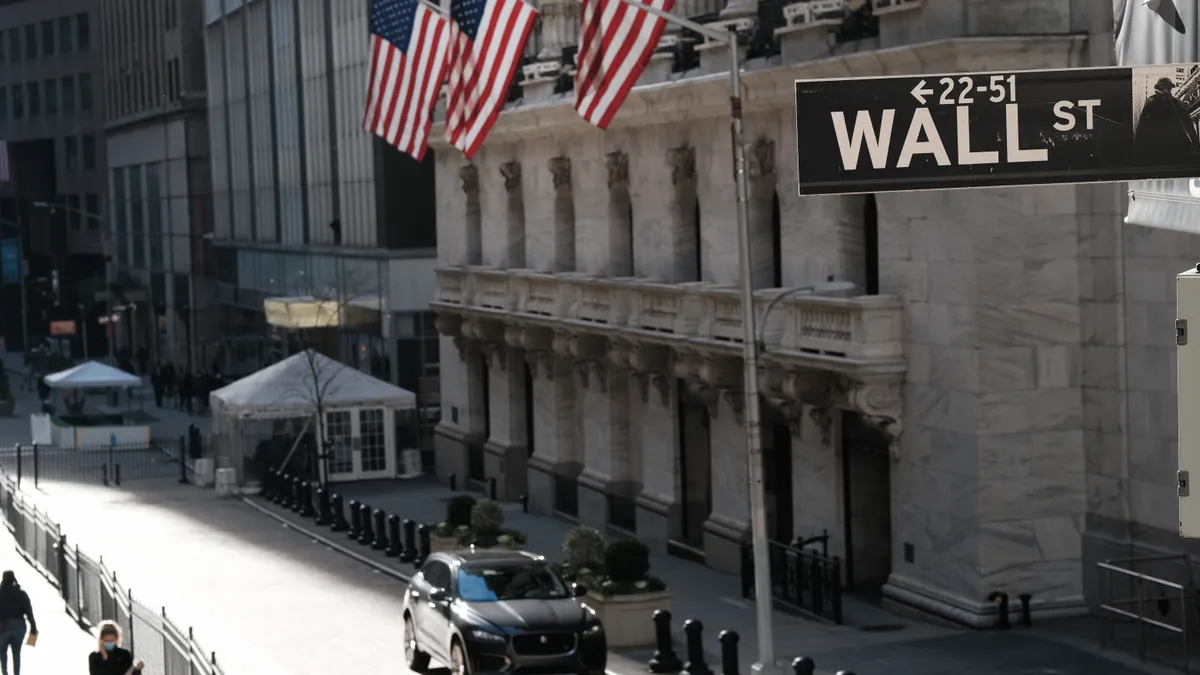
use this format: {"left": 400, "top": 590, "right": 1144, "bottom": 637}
{"left": 0, "top": 527, "right": 98, "bottom": 673}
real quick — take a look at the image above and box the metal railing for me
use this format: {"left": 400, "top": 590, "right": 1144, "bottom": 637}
{"left": 1098, "top": 555, "right": 1195, "bottom": 672}
{"left": 0, "top": 436, "right": 211, "bottom": 488}
{"left": 0, "top": 470, "right": 228, "bottom": 674}
{"left": 741, "top": 538, "right": 843, "bottom": 624}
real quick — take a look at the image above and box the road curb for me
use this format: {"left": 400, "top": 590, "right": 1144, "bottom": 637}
{"left": 239, "top": 495, "right": 413, "bottom": 584}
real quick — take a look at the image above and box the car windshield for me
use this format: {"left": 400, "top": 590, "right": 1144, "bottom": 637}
{"left": 456, "top": 563, "right": 569, "bottom": 602}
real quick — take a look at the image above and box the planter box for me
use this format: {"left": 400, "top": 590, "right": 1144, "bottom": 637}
{"left": 431, "top": 535, "right": 460, "bottom": 553}
{"left": 584, "top": 590, "right": 671, "bottom": 648}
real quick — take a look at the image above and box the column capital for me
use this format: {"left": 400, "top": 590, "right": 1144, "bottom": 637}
{"left": 667, "top": 145, "right": 696, "bottom": 185}
{"left": 606, "top": 151, "right": 629, "bottom": 189}
{"left": 459, "top": 163, "right": 479, "bottom": 194}
{"left": 500, "top": 161, "right": 522, "bottom": 192}
{"left": 631, "top": 343, "right": 671, "bottom": 407}
{"left": 747, "top": 138, "right": 775, "bottom": 181}
{"left": 549, "top": 156, "right": 572, "bottom": 191}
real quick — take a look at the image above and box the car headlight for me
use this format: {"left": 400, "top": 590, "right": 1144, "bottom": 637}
{"left": 583, "top": 623, "right": 604, "bottom": 635}
{"left": 470, "top": 629, "right": 507, "bottom": 643}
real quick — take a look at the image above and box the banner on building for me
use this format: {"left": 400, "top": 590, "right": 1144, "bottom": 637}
{"left": 0, "top": 238, "right": 18, "bottom": 285}
{"left": 795, "top": 62, "right": 1200, "bottom": 196}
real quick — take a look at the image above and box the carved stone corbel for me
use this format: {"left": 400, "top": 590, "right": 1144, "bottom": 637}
{"left": 722, "top": 389, "right": 746, "bottom": 426}
{"left": 607, "top": 338, "right": 635, "bottom": 371}
{"left": 847, "top": 381, "right": 903, "bottom": 460}
{"left": 809, "top": 407, "right": 834, "bottom": 446}
{"left": 504, "top": 325, "right": 525, "bottom": 350}
{"left": 525, "top": 350, "right": 554, "bottom": 381}
{"left": 434, "top": 313, "right": 466, "bottom": 360}
{"left": 480, "top": 341, "right": 506, "bottom": 371}
{"left": 688, "top": 381, "right": 721, "bottom": 419}
{"left": 632, "top": 343, "right": 672, "bottom": 407}
{"left": 459, "top": 164, "right": 479, "bottom": 195}
{"left": 770, "top": 398, "right": 805, "bottom": 437}
{"left": 577, "top": 360, "right": 607, "bottom": 393}
{"left": 747, "top": 139, "right": 775, "bottom": 181}
{"left": 500, "top": 162, "right": 522, "bottom": 192}
{"left": 606, "top": 152, "right": 629, "bottom": 189}
{"left": 667, "top": 146, "right": 696, "bottom": 185}
{"left": 549, "top": 157, "right": 572, "bottom": 191}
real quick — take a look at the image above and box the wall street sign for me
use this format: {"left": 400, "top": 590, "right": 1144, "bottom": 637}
{"left": 795, "top": 63, "right": 1200, "bottom": 196}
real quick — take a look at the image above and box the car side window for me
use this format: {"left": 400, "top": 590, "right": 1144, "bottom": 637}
{"left": 424, "top": 561, "right": 450, "bottom": 591}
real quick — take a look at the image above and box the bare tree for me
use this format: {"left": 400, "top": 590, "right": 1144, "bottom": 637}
{"left": 269, "top": 271, "right": 380, "bottom": 486}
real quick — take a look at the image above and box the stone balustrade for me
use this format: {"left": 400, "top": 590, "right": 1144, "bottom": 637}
{"left": 434, "top": 265, "right": 904, "bottom": 370}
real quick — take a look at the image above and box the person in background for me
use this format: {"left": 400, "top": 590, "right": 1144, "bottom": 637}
{"left": 88, "top": 621, "right": 143, "bottom": 675}
{"left": 179, "top": 368, "right": 194, "bottom": 414}
{"left": 150, "top": 369, "right": 163, "bottom": 409}
{"left": 0, "top": 571, "right": 36, "bottom": 675}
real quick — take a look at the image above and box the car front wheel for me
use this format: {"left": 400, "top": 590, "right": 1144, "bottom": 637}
{"left": 450, "top": 639, "right": 471, "bottom": 675}
{"left": 404, "top": 616, "right": 430, "bottom": 671}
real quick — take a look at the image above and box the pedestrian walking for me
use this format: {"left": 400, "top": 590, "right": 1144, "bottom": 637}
{"left": 0, "top": 571, "right": 37, "bottom": 675}
{"left": 88, "top": 621, "right": 143, "bottom": 675}
{"left": 150, "top": 371, "right": 163, "bottom": 409}
{"left": 179, "top": 369, "right": 194, "bottom": 414}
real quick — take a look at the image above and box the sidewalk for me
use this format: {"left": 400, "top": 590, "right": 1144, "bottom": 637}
{"left": 0, "top": 529, "right": 98, "bottom": 673}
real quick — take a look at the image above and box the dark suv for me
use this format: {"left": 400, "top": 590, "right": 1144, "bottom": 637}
{"left": 402, "top": 550, "right": 607, "bottom": 675}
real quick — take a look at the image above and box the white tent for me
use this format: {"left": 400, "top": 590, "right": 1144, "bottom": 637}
{"left": 210, "top": 351, "right": 417, "bottom": 484}
{"left": 210, "top": 350, "right": 415, "bottom": 419}
{"left": 44, "top": 361, "right": 142, "bottom": 389}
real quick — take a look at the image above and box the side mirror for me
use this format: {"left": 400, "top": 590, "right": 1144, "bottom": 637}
{"left": 572, "top": 583, "right": 587, "bottom": 598}
{"left": 430, "top": 589, "right": 449, "bottom": 602}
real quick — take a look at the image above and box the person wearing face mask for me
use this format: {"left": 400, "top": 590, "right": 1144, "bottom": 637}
{"left": 0, "top": 570, "right": 35, "bottom": 675}
{"left": 88, "top": 621, "right": 143, "bottom": 675}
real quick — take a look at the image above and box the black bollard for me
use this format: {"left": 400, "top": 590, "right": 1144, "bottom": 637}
{"left": 987, "top": 591, "right": 1011, "bottom": 630}
{"left": 31, "top": 442, "right": 38, "bottom": 488}
{"left": 372, "top": 510, "right": 388, "bottom": 551}
{"left": 315, "top": 488, "right": 332, "bottom": 526}
{"left": 648, "top": 609, "right": 682, "bottom": 673}
{"left": 1018, "top": 593, "right": 1032, "bottom": 627}
{"left": 330, "top": 494, "right": 349, "bottom": 532}
{"left": 358, "top": 504, "right": 375, "bottom": 546}
{"left": 348, "top": 500, "right": 363, "bottom": 539}
{"left": 101, "top": 463, "right": 108, "bottom": 487}
{"left": 718, "top": 630, "right": 739, "bottom": 675}
{"left": 301, "top": 483, "right": 317, "bottom": 518}
{"left": 791, "top": 658, "right": 816, "bottom": 675}
{"left": 448, "top": 473, "right": 457, "bottom": 492}
{"left": 400, "top": 519, "right": 417, "bottom": 563}
{"left": 520, "top": 494, "right": 529, "bottom": 513}
{"left": 274, "top": 473, "right": 289, "bottom": 505}
{"left": 680, "top": 620, "right": 711, "bottom": 675}
{"left": 488, "top": 477, "right": 497, "bottom": 500}
{"left": 386, "top": 515, "right": 403, "bottom": 557}
{"left": 291, "top": 478, "right": 303, "bottom": 512}
{"left": 415, "top": 524, "right": 430, "bottom": 568}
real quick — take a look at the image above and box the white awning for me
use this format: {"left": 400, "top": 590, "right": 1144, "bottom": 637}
{"left": 44, "top": 361, "right": 141, "bottom": 389}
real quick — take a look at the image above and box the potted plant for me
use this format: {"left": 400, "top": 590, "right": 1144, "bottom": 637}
{"left": 557, "top": 525, "right": 605, "bottom": 582}
{"left": 581, "top": 539, "right": 669, "bottom": 648}
{"left": 431, "top": 495, "right": 476, "bottom": 553}
{"left": 456, "top": 499, "right": 527, "bottom": 550}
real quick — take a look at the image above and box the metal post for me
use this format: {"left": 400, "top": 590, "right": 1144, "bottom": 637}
{"left": 726, "top": 30, "right": 778, "bottom": 675}
{"left": 80, "top": 303, "right": 89, "bottom": 360}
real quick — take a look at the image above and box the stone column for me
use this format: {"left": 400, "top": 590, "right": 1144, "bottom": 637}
{"left": 747, "top": 138, "right": 777, "bottom": 289}
{"left": 433, "top": 315, "right": 491, "bottom": 484}
{"left": 481, "top": 326, "right": 531, "bottom": 501}
{"left": 630, "top": 144, "right": 697, "bottom": 282}
{"left": 550, "top": 157, "right": 577, "bottom": 273}
{"left": 526, "top": 328, "right": 580, "bottom": 515}
{"left": 606, "top": 152, "right": 634, "bottom": 277}
{"left": 569, "top": 334, "right": 627, "bottom": 530}
{"left": 633, "top": 343, "right": 680, "bottom": 551}
{"left": 460, "top": 164, "right": 483, "bottom": 265}
{"left": 501, "top": 162, "right": 527, "bottom": 268}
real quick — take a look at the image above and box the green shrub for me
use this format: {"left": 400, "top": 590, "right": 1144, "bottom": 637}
{"left": 471, "top": 499, "right": 505, "bottom": 534}
{"left": 562, "top": 526, "right": 606, "bottom": 568}
{"left": 446, "top": 495, "right": 477, "bottom": 528}
{"left": 433, "top": 521, "right": 455, "bottom": 537}
{"left": 604, "top": 539, "right": 650, "bottom": 583}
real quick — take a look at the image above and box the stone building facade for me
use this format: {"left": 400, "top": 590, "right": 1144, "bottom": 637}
{"left": 431, "top": 0, "right": 1173, "bottom": 628}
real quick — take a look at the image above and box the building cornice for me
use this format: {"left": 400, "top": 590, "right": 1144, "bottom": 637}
{"left": 429, "top": 34, "right": 1086, "bottom": 148}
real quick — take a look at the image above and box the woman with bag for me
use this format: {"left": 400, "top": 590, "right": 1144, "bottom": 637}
{"left": 0, "top": 570, "right": 36, "bottom": 675}
{"left": 88, "top": 621, "right": 143, "bottom": 675}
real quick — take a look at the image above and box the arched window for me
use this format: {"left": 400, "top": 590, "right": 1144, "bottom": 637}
{"left": 771, "top": 191, "right": 782, "bottom": 288}
{"left": 864, "top": 194, "right": 879, "bottom": 295}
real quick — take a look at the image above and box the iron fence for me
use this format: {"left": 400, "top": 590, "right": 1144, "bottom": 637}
{"left": 0, "top": 471, "right": 228, "bottom": 674}
{"left": 741, "top": 539, "right": 844, "bottom": 624}
{"left": 0, "top": 434, "right": 211, "bottom": 488}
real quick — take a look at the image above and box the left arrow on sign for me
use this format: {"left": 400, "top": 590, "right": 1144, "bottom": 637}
{"left": 910, "top": 79, "right": 932, "bottom": 106}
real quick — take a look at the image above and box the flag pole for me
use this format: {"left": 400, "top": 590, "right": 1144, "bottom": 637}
{"left": 597, "top": 4, "right": 778, "bottom": 674}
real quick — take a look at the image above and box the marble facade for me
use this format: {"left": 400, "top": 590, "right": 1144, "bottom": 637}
{"left": 429, "top": 0, "right": 1178, "bottom": 630}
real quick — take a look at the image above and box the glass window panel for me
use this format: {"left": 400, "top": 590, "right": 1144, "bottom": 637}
{"left": 360, "top": 409, "right": 386, "bottom": 472}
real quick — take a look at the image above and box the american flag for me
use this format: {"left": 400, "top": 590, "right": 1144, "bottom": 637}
{"left": 444, "top": 0, "right": 538, "bottom": 158}
{"left": 0, "top": 141, "right": 9, "bottom": 183}
{"left": 363, "top": 0, "right": 451, "bottom": 161}
{"left": 575, "top": 0, "right": 674, "bottom": 129}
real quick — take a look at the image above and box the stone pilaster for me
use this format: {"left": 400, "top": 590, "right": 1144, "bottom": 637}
{"left": 481, "top": 326, "right": 532, "bottom": 501}
{"left": 501, "top": 162, "right": 528, "bottom": 268}
{"left": 527, "top": 328, "right": 581, "bottom": 516}
{"left": 747, "top": 138, "right": 777, "bottom": 289}
{"left": 460, "top": 164, "right": 483, "bottom": 265}
{"left": 632, "top": 343, "right": 680, "bottom": 550}
{"left": 606, "top": 152, "right": 634, "bottom": 277}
